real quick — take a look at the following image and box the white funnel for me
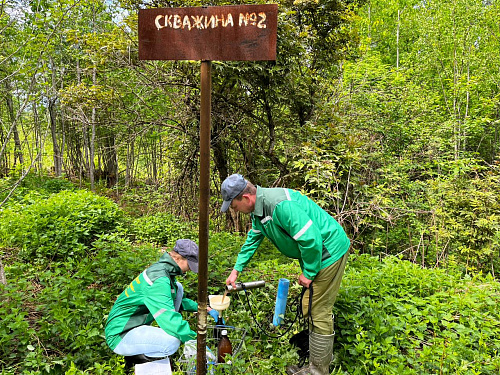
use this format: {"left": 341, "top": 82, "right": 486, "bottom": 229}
{"left": 209, "top": 295, "right": 230, "bottom": 311}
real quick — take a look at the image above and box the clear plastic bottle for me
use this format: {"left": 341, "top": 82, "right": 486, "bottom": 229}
{"left": 217, "top": 329, "right": 232, "bottom": 364}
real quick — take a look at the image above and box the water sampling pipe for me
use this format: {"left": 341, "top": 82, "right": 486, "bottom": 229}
{"left": 272, "top": 278, "right": 290, "bottom": 326}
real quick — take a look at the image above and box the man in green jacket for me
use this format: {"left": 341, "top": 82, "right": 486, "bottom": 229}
{"left": 105, "top": 239, "right": 204, "bottom": 363}
{"left": 221, "top": 174, "right": 350, "bottom": 375}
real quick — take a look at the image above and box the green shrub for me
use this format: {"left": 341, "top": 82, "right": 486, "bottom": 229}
{"left": 426, "top": 172, "right": 500, "bottom": 273}
{"left": 129, "top": 212, "right": 196, "bottom": 246}
{"left": 0, "top": 279, "right": 38, "bottom": 374}
{"left": 334, "top": 254, "right": 500, "bottom": 374}
{"left": 0, "top": 173, "right": 75, "bottom": 206}
{"left": 0, "top": 190, "right": 123, "bottom": 263}
{"left": 347, "top": 159, "right": 500, "bottom": 276}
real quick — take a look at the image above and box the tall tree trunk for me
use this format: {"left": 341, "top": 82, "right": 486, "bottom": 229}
{"left": 212, "top": 119, "right": 237, "bottom": 230}
{"left": 211, "top": 118, "right": 229, "bottom": 182}
{"left": 48, "top": 99, "right": 63, "bottom": 176}
{"left": 4, "top": 80, "right": 23, "bottom": 167}
{"left": 396, "top": 9, "right": 400, "bottom": 70}
{"left": 151, "top": 137, "right": 158, "bottom": 186}
{"left": 125, "top": 135, "right": 134, "bottom": 188}
{"left": 0, "top": 115, "right": 7, "bottom": 176}
{"left": 32, "top": 101, "right": 42, "bottom": 172}
{"left": 90, "top": 67, "right": 96, "bottom": 192}
{"left": 82, "top": 121, "right": 89, "bottom": 187}
{"left": 262, "top": 91, "right": 289, "bottom": 178}
{"left": 213, "top": 141, "right": 229, "bottom": 184}
{"left": 76, "top": 58, "right": 84, "bottom": 186}
{"left": 104, "top": 133, "right": 117, "bottom": 188}
{"left": 49, "top": 56, "right": 63, "bottom": 176}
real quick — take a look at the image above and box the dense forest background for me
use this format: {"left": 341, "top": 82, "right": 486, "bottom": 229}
{"left": 2, "top": 0, "right": 500, "bottom": 274}
{"left": 1, "top": 0, "right": 500, "bottom": 374}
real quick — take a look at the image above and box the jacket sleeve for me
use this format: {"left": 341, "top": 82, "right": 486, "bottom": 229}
{"left": 144, "top": 277, "right": 196, "bottom": 343}
{"left": 181, "top": 298, "right": 198, "bottom": 312}
{"left": 234, "top": 225, "right": 265, "bottom": 272}
{"left": 274, "top": 201, "right": 324, "bottom": 280}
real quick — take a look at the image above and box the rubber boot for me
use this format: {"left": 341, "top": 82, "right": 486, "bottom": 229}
{"left": 287, "top": 331, "right": 334, "bottom": 375}
{"left": 309, "top": 331, "right": 334, "bottom": 375}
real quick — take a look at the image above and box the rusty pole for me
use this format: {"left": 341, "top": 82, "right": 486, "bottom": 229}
{"left": 196, "top": 60, "right": 211, "bottom": 375}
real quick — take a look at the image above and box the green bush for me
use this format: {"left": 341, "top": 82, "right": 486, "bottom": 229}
{"left": 426, "top": 171, "right": 500, "bottom": 273}
{"left": 344, "top": 158, "right": 500, "bottom": 276}
{"left": 334, "top": 254, "right": 500, "bottom": 374}
{"left": 0, "top": 190, "right": 123, "bottom": 263}
{"left": 129, "top": 212, "right": 196, "bottom": 246}
{"left": 0, "top": 173, "right": 75, "bottom": 205}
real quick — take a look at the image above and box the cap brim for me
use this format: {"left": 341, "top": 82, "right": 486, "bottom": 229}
{"left": 187, "top": 259, "right": 198, "bottom": 273}
{"left": 221, "top": 200, "right": 231, "bottom": 213}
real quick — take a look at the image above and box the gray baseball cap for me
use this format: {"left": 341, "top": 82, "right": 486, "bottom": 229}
{"left": 174, "top": 239, "right": 199, "bottom": 273}
{"left": 221, "top": 174, "right": 248, "bottom": 212}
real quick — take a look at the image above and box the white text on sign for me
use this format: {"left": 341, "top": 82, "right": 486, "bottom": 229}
{"left": 154, "top": 12, "right": 268, "bottom": 31}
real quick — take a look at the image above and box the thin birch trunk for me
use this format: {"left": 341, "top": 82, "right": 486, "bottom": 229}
{"left": 90, "top": 67, "right": 96, "bottom": 192}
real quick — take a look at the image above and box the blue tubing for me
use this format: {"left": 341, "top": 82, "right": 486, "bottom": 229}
{"left": 272, "top": 278, "right": 290, "bottom": 326}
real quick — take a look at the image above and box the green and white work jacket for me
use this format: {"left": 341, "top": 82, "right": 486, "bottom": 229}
{"left": 105, "top": 253, "right": 197, "bottom": 350}
{"left": 234, "top": 187, "right": 350, "bottom": 281}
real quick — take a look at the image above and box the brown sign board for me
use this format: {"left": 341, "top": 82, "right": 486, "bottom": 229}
{"left": 138, "top": 4, "right": 277, "bottom": 61}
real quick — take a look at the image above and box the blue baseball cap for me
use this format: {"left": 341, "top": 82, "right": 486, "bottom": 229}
{"left": 221, "top": 174, "right": 248, "bottom": 212}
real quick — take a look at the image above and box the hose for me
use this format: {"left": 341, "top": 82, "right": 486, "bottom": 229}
{"left": 238, "top": 283, "right": 312, "bottom": 340}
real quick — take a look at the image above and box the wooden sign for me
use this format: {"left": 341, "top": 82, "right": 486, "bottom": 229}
{"left": 138, "top": 4, "right": 277, "bottom": 61}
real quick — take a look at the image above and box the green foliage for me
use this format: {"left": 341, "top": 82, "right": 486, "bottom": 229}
{"left": 129, "top": 212, "right": 196, "bottom": 246}
{"left": 0, "top": 190, "right": 123, "bottom": 263}
{"left": 290, "top": 129, "right": 365, "bottom": 217}
{"left": 426, "top": 169, "right": 500, "bottom": 273}
{"left": 2, "top": 184, "right": 500, "bottom": 375}
{"left": 341, "top": 157, "right": 500, "bottom": 275}
{"left": 0, "top": 234, "right": 157, "bottom": 374}
{"left": 287, "top": 34, "right": 500, "bottom": 276}
{"left": 64, "top": 357, "right": 126, "bottom": 375}
{"left": 0, "top": 173, "right": 76, "bottom": 205}
{"left": 334, "top": 254, "right": 500, "bottom": 374}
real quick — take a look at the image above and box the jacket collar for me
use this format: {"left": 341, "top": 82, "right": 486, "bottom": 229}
{"left": 253, "top": 186, "right": 264, "bottom": 217}
{"left": 157, "top": 252, "right": 183, "bottom": 276}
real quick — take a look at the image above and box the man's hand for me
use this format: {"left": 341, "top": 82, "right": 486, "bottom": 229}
{"left": 298, "top": 273, "right": 312, "bottom": 288}
{"left": 226, "top": 269, "right": 239, "bottom": 288}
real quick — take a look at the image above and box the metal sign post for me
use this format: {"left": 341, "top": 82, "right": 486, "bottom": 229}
{"left": 197, "top": 59, "right": 211, "bottom": 373}
{"left": 139, "top": 5, "right": 277, "bottom": 374}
